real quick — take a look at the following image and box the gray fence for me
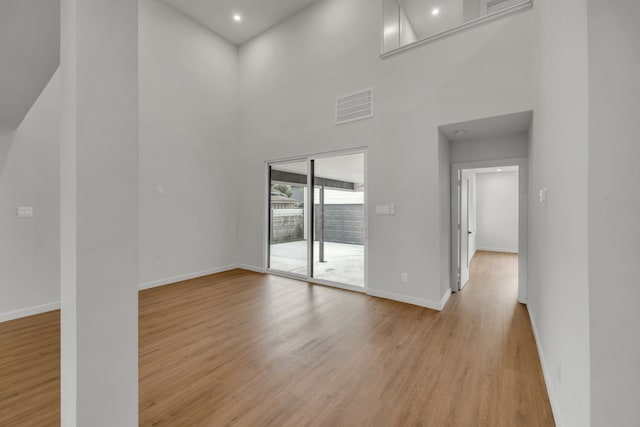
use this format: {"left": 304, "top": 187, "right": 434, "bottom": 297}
{"left": 271, "top": 209, "right": 304, "bottom": 243}
{"left": 271, "top": 205, "right": 365, "bottom": 245}
{"left": 314, "top": 204, "right": 364, "bottom": 245}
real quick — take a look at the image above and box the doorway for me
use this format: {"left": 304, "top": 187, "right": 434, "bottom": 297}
{"left": 267, "top": 150, "right": 367, "bottom": 291}
{"left": 451, "top": 160, "right": 527, "bottom": 302}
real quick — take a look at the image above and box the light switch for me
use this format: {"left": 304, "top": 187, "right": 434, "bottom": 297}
{"left": 539, "top": 188, "right": 548, "bottom": 204}
{"left": 375, "top": 204, "right": 396, "bottom": 215}
{"left": 376, "top": 205, "right": 390, "bottom": 215}
{"left": 156, "top": 185, "right": 164, "bottom": 195}
{"left": 17, "top": 207, "right": 33, "bottom": 218}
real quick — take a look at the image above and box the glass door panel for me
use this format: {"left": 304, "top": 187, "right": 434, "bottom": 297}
{"left": 312, "top": 153, "right": 365, "bottom": 287}
{"left": 268, "top": 161, "right": 309, "bottom": 276}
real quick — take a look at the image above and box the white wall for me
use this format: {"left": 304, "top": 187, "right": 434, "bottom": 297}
{"left": 1, "top": 0, "right": 240, "bottom": 318}
{"left": 438, "top": 131, "right": 451, "bottom": 297}
{"left": 238, "top": 0, "right": 534, "bottom": 306}
{"left": 139, "top": 0, "right": 239, "bottom": 286}
{"left": 476, "top": 171, "right": 518, "bottom": 253}
{"left": 587, "top": 1, "right": 640, "bottom": 425}
{"left": 450, "top": 132, "right": 528, "bottom": 163}
{"left": 528, "top": 0, "right": 590, "bottom": 425}
{"left": 0, "top": 71, "right": 59, "bottom": 320}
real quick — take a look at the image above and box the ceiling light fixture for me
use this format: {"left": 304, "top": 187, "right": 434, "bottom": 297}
{"left": 497, "top": 169, "right": 503, "bottom": 172}
{"left": 432, "top": 8, "right": 440, "bottom": 16}
{"left": 233, "top": 13, "right": 242, "bottom": 22}
{"left": 454, "top": 129, "right": 468, "bottom": 136}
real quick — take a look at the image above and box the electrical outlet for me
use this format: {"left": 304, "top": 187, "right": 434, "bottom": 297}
{"left": 155, "top": 260, "right": 163, "bottom": 271}
{"left": 17, "top": 207, "right": 33, "bottom": 218}
{"left": 401, "top": 273, "right": 408, "bottom": 283}
{"left": 156, "top": 185, "right": 164, "bottom": 195}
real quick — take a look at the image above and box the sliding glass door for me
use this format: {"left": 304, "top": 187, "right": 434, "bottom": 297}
{"left": 268, "top": 151, "right": 366, "bottom": 289}
{"left": 268, "top": 160, "right": 309, "bottom": 277}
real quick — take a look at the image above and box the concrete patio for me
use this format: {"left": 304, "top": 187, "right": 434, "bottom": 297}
{"left": 270, "top": 240, "right": 364, "bottom": 287}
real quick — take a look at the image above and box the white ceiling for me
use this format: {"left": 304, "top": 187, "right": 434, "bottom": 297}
{"left": 272, "top": 153, "right": 365, "bottom": 186}
{"left": 439, "top": 111, "right": 533, "bottom": 142}
{"left": 162, "top": 0, "right": 320, "bottom": 45}
{"left": 0, "top": 0, "right": 60, "bottom": 129}
{"left": 400, "top": 0, "right": 464, "bottom": 40}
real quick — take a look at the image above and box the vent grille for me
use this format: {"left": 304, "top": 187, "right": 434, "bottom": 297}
{"left": 336, "top": 89, "right": 373, "bottom": 125}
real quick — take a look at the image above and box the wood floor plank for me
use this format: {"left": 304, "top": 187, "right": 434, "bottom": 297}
{"left": 0, "top": 251, "right": 554, "bottom": 426}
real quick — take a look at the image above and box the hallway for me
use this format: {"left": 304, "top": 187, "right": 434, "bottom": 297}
{"left": 0, "top": 252, "right": 553, "bottom": 426}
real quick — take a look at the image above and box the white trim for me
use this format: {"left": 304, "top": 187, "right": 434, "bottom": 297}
{"left": 367, "top": 288, "right": 451, "bottom": 311}
{"left": 265, "top": 147, "right": 369, "bottom": 292}
{"left": 1, "top": 267, "right": 450, "bottom": 324}
{"left": 0, "top": 302, "right": 61, "bottom": 323}
{"left": 476, "top": 246, "right": 519, "bottom": 254}
{"left": 450, "top": 157, "right": 528, "bottom": 304}
{"left": 237, "top": 264, "right": 266, "bottom": 274}
{"left": 2, "top": 264, "right": 268, "bottom": 323}
{"left": 527, "top": 307, "right": 563, "bottom": 427}
{"left": 138, "top": 264, "right": 239, "bottom": 291}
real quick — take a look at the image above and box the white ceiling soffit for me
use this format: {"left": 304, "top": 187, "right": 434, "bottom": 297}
{"left": 0, "top": 0, "right": 60, "bottom": 129}
{"left": 439, "top": 111, "right": 533, "bottom": 142}
{"left": 162, "top": 0, "right": 320, "bottom": 45}
{"left": 272, "top": 153, "right": 365, "bottom": 186}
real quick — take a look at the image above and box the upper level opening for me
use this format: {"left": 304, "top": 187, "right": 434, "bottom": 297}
{"left": 382, "top": 0, "right": 533, "bottom": 57}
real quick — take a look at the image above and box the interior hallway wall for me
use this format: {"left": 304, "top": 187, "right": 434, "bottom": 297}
{"left": 587, "top": 0, "right": 640, "bottom": 425}
{"left": 0, "top": 71, "right": 60, "bottom": 320}
{"left": 476, "top": 171, "right": 518, "bottom": 253}
{"left": 237, "top": 0, "right": 534, "bottom": 306}
{"left": 450, "top": 132, "right": 528, "bottom": 163}
{"left": 528, "top": 0, "right": 591, "bottom": 425}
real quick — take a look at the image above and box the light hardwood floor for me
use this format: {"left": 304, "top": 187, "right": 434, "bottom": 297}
{"left": 0, "top": 251, "right": 554, "bottom": 426}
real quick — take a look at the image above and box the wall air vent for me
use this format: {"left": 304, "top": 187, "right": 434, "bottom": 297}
{"left": 336, "top": 88, "right": 373, "bottom": 125}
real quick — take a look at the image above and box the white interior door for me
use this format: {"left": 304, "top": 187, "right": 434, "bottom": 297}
{"left": 460, "top": 176, "right": 470, "bottom": 289}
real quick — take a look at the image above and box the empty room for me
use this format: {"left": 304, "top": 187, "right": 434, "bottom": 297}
{"left": 0, "top": 0, "right": 638, "bottom": 426}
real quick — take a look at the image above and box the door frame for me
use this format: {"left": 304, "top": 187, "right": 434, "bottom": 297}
{"left": 450, "top": 157, "right": 528, "bottom": 303}
{"left": 264, "top": 147, "right": 369, "bottom": 294}
{"left": 459, "top": 172, "right": 471, "bottom": 290}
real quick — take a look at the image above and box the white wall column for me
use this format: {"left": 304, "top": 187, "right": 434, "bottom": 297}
{"left": 60, "top": 0, "right": 138, "bottom": 425}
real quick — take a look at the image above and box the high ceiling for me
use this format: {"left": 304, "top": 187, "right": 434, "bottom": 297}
{"left": 0, "top": 0, "right": 60, "bottom": 129}
{"left": 400, "top": 0, "right": 464, "bottom": 40}
{"left": 162, "top": 0, "right": 320, "bottom": 45}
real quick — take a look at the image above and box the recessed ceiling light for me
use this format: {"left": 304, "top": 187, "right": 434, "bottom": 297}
{"left": 233, "top": 13, "right": 242, "bottom": 22}
{"left": 432, "top": 8, "right": 440, "bottom": 16}
{"left": 497, "top": 168, "right": 503, "bottom": 172}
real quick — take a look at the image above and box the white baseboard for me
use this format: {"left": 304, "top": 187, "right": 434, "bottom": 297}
{"left": 1, "top": 267, "right": 448, "bottom": 323}
{"left": 440, "top": 289, "right": 452, "bottom": 309}
{"left": 236, "top": 264, "right": 266, "bottom": 274}
{"left": 0, "top": 301, "right": 61, "bottom": 323}
{"left": 477, "top": 246, "right": 519, "bottom": 254}
{"left": 527, "top": 307, "right": 563, "bottom": 427}
{"left": 367, "top": 288, "right": 450, "bottom": 311}
{"left": 139, "top": 264, "right": 239, "bottom": 291}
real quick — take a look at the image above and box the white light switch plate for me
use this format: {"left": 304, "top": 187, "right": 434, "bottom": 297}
{"left": 539, "top": 188, "right": 548, "bottom": 204}
{"left": 375, "top": 203, "right": 396, "bottom": 215}
{"left": 17, "top": 207, "right": 33, "bottom": 218}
